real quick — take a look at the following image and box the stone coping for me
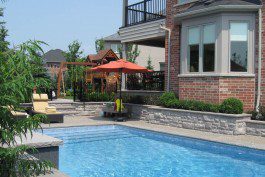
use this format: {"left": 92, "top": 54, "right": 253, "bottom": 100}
{"left": 245, "top": 119, "right": 265, "bottom": 125}
{"left": 1, "top": 132, "right": 63, "bottom": 148}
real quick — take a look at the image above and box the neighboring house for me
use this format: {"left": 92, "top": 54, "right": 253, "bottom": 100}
{"left": 103, "top": 33, "right": 165, "bottom": 71}
{"left": 119, "top": 0, "right": 265, "bottom": 111}
{"left": 43, "top": 49, "right": 67, "bottom": 78}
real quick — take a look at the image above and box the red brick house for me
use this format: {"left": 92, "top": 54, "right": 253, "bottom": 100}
{"left": 120, "top": 0, "right": 264, "bottom": 111}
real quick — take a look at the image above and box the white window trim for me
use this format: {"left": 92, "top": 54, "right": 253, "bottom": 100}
{"left": 228, "top": 20, "right": 250, "bottom": 74}
{"left": 187, "top": 23, "right": 217, "bottom": 74}
{"left": 175, "top": 0, "right": 198, "bottom": 6}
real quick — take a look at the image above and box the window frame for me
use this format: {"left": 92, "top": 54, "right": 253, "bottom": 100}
{"left": 186, "top": 23, "right": 217, "bottom": 74}
{"left": 228, "top": 21, "right": 250, "bottom": 74}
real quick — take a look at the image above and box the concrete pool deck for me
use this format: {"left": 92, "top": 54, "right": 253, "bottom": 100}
{"left": 41, "top": 116, "right": 265, "bottom": 151}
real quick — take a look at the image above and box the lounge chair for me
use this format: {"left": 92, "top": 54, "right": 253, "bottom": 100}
{"left": 32, "top": 94, "right": 64, "bottom": 123}
{"left": 7, "top": 105, "right": 29, "bottom": 120}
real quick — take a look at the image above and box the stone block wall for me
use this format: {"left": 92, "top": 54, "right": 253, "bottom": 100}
{"left": 246, "top": 120, "right": 265, "bottom": 137}
{"left": 126, "top": 104, "right": 250, "bottom": 135}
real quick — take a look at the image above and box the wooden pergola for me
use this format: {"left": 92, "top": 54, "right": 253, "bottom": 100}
{"left": 57, "top": 62, "right": 97, "bottom": 96}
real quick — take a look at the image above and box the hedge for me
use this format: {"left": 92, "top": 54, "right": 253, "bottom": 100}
{"left": 159, "top": 92, "right": 243, "bottom": 114}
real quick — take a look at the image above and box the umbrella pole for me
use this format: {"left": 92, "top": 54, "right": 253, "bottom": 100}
{"left": 119, "top": 69, "right": 122, "bottom": 116}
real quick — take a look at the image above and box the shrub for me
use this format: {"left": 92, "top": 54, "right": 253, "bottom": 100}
{"left": 159, "top": 92, "right": 176, "bottom": 106}
{"left": 219, "top": 98, "right": 243, "bottom": 114}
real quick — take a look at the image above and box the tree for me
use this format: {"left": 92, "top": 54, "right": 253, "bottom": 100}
{"left": 95, "top": 38, "right": 104, "bottom": 53}
{"left": 146, "top": 55, "right": 154, "bottom": 70}
{"left": 0, "top": 41, "right": 54, "bottom": 177}
{"left": 0, "top": 8, "right": 53, "bottom": 176}
{"left": 63, "top": 40, "right": 83, "bottom": 89}
{"left": 126, "top": 44, "right": 140, "bottom": 63}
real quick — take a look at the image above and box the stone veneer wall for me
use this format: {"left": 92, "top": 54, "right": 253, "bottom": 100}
{"left": 126, "top": 104, "right": 249, "bottom": 135}
{"left": 245, "top": 120, "right": 265, "bottom": 137}
{"left": 179, "top": 77, "right": 255, "bottom": 111}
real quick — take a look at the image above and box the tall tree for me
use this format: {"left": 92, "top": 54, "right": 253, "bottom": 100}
{"left": 95, "top": 38, "right": 104, "bottom": 53}
{"left": 63, "top": 40, "right": 83, "bottom": 89}
{"left": 126, "top": 44, "right": 140, "bottom": 63}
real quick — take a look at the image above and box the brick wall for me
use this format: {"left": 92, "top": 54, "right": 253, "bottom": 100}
{"left": 179, "top": 77, "right": 255, "bottom": 111}
{"left": 260, "top": 0, "right": 265, "bottom": 107}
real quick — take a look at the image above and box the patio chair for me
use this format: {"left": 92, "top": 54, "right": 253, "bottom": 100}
{"left": 32, "top": 94, "right": 64, "bottom": 123}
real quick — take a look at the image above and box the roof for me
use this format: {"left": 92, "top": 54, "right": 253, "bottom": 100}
{"left": 177, "top": 0, "right": 261, "bottom": 17}
{"left": 43, "top": 49, "right": 66, "bottom": 63}
{"left": 87, "top": 49, "right": 119, "bottom": 62}
{"left": 102, "top": 33, "right": 121, "bottom": 42}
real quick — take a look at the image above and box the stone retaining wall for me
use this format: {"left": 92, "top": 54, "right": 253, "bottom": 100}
{"left": 245, "top": 120, "right": 265, "bottom": 137}
{"left": 126, "top": 104, "right": 250, "bottom": 135}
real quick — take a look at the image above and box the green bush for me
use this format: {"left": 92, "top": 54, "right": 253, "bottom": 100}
{"left": 219, "top": 98, "right": 243, "bottom": 114}
{"left": 66, "top": 89, "right": 73, "bottom": 96}
{"left": 159, "top": 92, "right": 176, "bottom": 106}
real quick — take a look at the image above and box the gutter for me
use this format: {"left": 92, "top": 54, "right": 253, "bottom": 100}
{"left": 174, "top": 5, "right": 262, "bottom": 21}
{"left": 256, "top": 8, "right": 263, "bottom": 112}
{"left": 160, "top": 24, "right": 171, "bottom": 92}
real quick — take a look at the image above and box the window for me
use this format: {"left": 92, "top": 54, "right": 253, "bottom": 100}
{"left": 188, "top": 27, "right": 200, "bottom": 72}
{"left": 230, "top": 22, "right": 248, "bottom": 72}
{"left": 187, "top": 24, "right": 215, "bottom": 73}
{"left": 110, "top": 44, "right": 120, "bottom": 53}
{"left": 178, "top": 0, "right": 197, "bottom": 4}
{"left": 203, "top": 24, "right": 215, "bottom": 72}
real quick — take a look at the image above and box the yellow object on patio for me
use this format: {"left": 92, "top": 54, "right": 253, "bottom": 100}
{"left": 115, "top": 99, "right": 124, "bottom": 112}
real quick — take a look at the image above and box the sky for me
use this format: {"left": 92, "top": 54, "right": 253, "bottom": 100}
{"left": 2, "top": 0, "right": 130, "bottom": 56}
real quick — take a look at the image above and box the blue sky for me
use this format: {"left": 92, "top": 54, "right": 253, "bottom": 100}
{"left": 2, "top": 0, "right": 127, "bottom": 56}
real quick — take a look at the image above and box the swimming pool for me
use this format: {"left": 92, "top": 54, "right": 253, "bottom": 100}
{"left": 42, "top": 125, "right": 265, "bottom": 177}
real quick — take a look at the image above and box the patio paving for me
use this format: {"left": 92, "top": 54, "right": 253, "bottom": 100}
{"left": 41, "top": 116, "right": 265, "bottom": 151}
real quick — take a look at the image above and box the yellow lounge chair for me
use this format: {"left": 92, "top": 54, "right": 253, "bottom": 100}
{"left": 32, "top": 94, "right": 64, "bottom": 123}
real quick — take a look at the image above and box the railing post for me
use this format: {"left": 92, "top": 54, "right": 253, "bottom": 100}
{"left": 123, "top": 0, "right": 128, "bottom": 27}
{"left": 144, "top": 0, "right": 147, "bottom": 22}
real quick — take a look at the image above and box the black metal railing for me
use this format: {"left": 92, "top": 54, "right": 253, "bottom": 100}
{"left": 125, "top": 0, "right": 166, "bottom": 27}
{"left": 126, "top": 71, "right": 165, "bottom": 91}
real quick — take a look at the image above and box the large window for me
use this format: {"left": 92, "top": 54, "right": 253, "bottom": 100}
{"left": 203, "top": 24, "right": 215, "bottom": 72}
{"left": 188, "top": 27, "right": 200, "bottom": 72}
{"left": 187, "top": 24, "right": 215, "bottom": 73}
{"left": 230, "top": 22, "right": 248, "bottom": 72}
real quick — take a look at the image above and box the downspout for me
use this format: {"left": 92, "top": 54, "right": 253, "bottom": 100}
{"left": 160, "top": 24, "right": 171, "bottom": 92}
{"left": 256, "top": 8, "right": 262, "bottom": 112}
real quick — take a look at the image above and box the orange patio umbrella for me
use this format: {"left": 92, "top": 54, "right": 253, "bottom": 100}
{"left": 91, "top": 59, "right": 151, "bottom": 114}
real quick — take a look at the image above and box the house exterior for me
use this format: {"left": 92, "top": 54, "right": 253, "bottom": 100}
{"left": 120, "top": 0, "right": 265, "bottom": 111}
{"left": 103, "top": 33, "right": 165, "bottom": 71}
{"left": 43, "top": 49, "right": 67, "bottom": 79}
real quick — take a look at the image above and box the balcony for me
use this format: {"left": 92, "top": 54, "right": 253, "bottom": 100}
{"left": 119, "top": 0, "right": 166, "bottom": 47}
{"left": 125, "top": 0, "right": 166, "bottom": 27}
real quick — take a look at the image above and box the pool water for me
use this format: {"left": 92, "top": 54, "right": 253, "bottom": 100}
{"left": 42, "top": 125, "right": 265, "bottom": 177}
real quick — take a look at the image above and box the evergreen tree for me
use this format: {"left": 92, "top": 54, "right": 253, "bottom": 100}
{"left": 0, "top": 8, "right": 53, "bottom": 177}
{"left": 126, "top": 44, "right": 140, "bottom": 63}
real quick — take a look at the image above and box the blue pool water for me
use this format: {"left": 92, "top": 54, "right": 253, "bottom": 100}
{"left": 42, "top": 125, "right": 265, "bottom": 177}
